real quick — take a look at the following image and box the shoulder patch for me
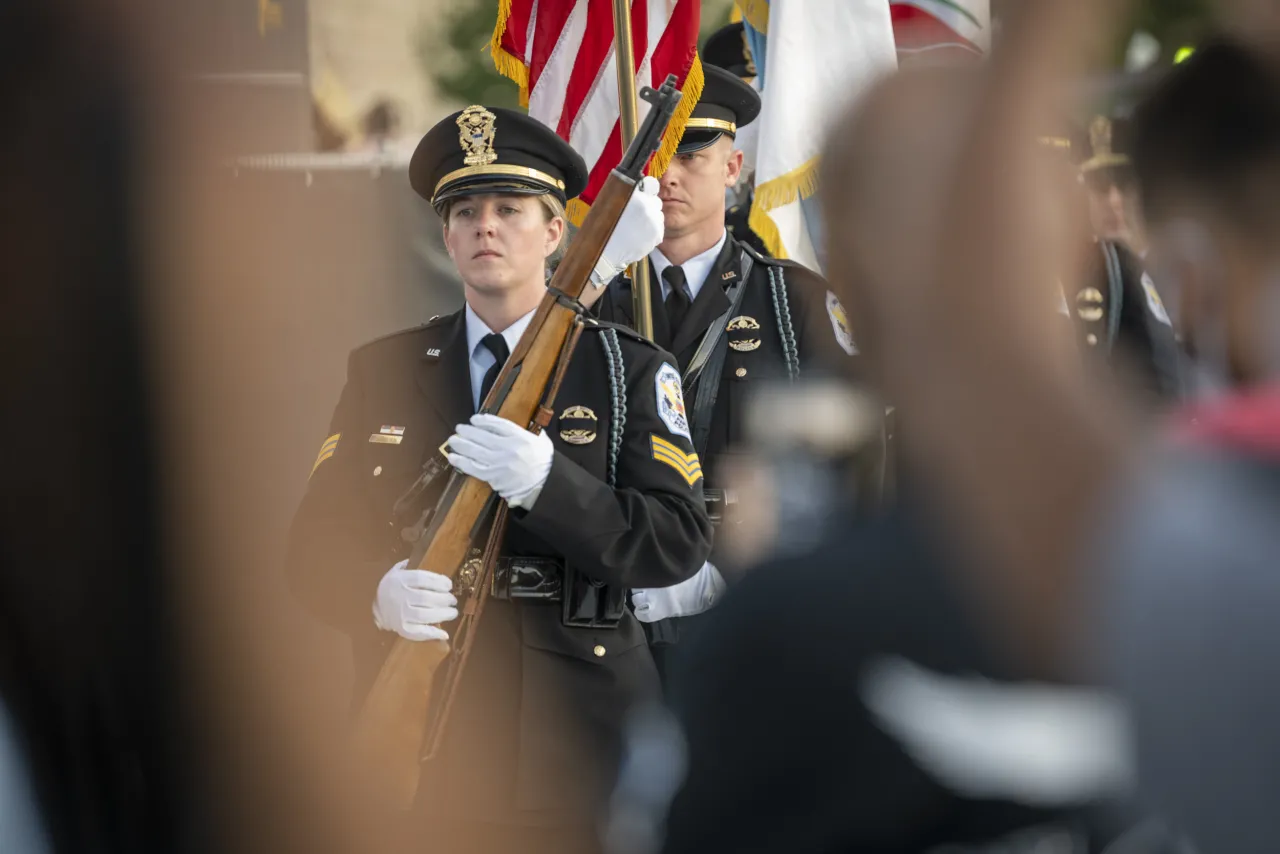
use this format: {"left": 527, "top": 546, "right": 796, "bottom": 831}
{"left": 654, "top": 362, "right": 692, "bottom": 441}
{"left": 1141, "top": 272, "right": 1172, "bottom": 327}
{"left": 825, "top": 291, "right": 858, "bottom": 356}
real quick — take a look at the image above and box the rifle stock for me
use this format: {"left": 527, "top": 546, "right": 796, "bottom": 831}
{"left": 352, "top": 77, "right": 683, "bottom": 808}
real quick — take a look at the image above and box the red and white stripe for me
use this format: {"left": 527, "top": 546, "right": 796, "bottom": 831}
{"left": 491, "top": 0, "right": 702, "bottom": 219}
{"left": 890, "top": 0, "right": 990, "bottom": 59}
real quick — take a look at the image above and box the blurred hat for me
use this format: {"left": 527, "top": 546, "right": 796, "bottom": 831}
{"left": 1078, "top": 115, "right": 1133, "bottom": 173}
{"left": 678, "top": 64, "right": 762, "bottom": 154}
{"left": 410, "top": 105, "right": 588, "bottom": 213}
{"left": 703, "top": 21, "right": 756, "bottom": 80}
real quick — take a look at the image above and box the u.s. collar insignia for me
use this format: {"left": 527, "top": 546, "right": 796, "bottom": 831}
{"left": 558, "top": 405, "right": 598, "bottom": 445}
{"left": 457, "top": 105, "right": 498, "bottom": 167}
{"left": 726, "top": 315, "right": 761, "bottom": 351}
{"left": 1076, "top": 287, "right": 1105, "bottom": 322}
{"left": 826, "top": 291, "right": 858, "bottom": 356}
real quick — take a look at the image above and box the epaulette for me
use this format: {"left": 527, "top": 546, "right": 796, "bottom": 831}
{"left": 581, "top": 317, "right": 663, "bottom": 351}
{"left": 739, "top": 240, "right": 824, "bottom": 278}
{"left": 351, "top": 311, "right": 455, "bottom": 356}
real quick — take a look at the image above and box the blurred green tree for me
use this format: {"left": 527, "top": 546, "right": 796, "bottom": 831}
{"left": 418, "top": 0, "right": 521, "bottom": 110}
{"left": 419, "top": 0, "right": 741, "bottom": 110}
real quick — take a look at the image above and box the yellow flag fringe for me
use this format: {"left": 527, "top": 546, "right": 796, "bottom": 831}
{"left": 562, "top": 55, "right": 705, "bottom": 227}
{"left": 489, "top": 0, "right": 530, "bottom": 106}
{"left": 747, "top": 156, "right": 819, "bottom": 258}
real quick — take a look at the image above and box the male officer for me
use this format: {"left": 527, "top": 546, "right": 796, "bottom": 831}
{"left": 593, "top": 65, "right": 862, "bottom": 680}
{"left": 701, "top": 21, "right": 769, "bottom": 255}
{"left": 285, "top": 105, "right": 712, "bottom": 854}
{"left": 1045, "top": 122, "right": 1186, "bottom": 402}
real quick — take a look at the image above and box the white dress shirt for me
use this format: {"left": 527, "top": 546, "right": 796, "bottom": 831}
{"left": 464, "top": 304, "right": 536, "bottom": 410}
{"left": 649, "top": 231, "right": 728, "bottom": 301}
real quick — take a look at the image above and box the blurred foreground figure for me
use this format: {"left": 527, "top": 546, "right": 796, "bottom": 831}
{"left": 0, "top": 6, "right": 200, "bottom": 852}
{"left": 819, "top": 5, "right": 1280, "bottom": 848}
{"left": 638, "top": 62, "right": 1188, "bottom": 846}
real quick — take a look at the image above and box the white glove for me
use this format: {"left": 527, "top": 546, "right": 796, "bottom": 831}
{"left": 373, "top": 559, "right": 458, "bottom": 642}
{"left": 591, "top": 175, "right": 664, "bottom": 287}
{"left": 632, "top": 562, "right": 727, "bottom": 623}
{"left": 446, "top": 413, "right": 554, "bottom": 510}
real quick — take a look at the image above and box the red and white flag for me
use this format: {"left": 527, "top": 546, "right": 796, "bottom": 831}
{"left": 490, "top": 0, "right": 702, "bottom": 222}
{"left": 889, "top": 1, "right": 990, "bottom": 61}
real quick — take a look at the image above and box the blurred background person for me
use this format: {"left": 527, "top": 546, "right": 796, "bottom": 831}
{"left": 1078, "top": 115, "right": 1149, "bottom": 259}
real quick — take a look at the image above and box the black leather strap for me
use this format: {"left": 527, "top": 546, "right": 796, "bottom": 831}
{"left": 687, "top": 252, "right": 753, "bottom": 461}
{"left": 1100, "top": 241, "right": 1124, "bottom": 352}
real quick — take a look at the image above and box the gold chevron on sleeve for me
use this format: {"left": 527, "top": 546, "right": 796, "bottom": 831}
{"left": 650, "top": 434, "right": 703, "bottom": 486}
{"left": 310, "top": 432, "right": 341, "bottom": 478}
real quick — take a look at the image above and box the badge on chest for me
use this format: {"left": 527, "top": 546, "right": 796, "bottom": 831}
{"left": 558, "top": 405, "right": 598, "bottom": 445}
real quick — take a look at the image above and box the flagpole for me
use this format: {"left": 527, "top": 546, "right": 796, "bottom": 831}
{"left": 612, "top": 0, "right": 655, "bottom": 340}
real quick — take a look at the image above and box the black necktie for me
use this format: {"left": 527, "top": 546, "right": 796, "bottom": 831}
{"left": 477, "top": 332, "right": 510, "bottom": 408}
{"left": 663, "top": 265, "right": 690, "bottom": 341}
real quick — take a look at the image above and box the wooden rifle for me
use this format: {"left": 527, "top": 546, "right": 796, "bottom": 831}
{"left": 352, "top": 75, "right": 683, "bottom": 808}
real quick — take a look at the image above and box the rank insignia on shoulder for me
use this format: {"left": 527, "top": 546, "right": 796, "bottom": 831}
{"left": 310, "top": 433, "right": 340, "bottom": 478}
{"left": 558, "top": 405, "right": 598, "bottom": 445}
{"left": 727, "top": 315, "right": 761, "bottom": 351}
{"left": 655, "top": 362, "right": 691, "bottom": 441}
{"left": 650, "top": 434, "right": 703, "bottom": 486}
{"left": 826, "top": 291, "right": 858, "bottom": 356}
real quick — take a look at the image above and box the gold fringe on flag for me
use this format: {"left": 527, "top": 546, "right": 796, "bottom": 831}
{"left": 564, "top": 55, "right": 705, "bottom": 227}
{"left": 747, "top": 155, "right": 819, "bottom": 259}
{"left": 489, "top": 0, "right": 530, "bottom": 106}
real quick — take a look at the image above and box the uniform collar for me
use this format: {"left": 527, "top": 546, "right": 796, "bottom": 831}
{"left": 650, "top": 230, "right": 729, "bottom": 301}
{"left": 464, "top": 302, "right": 536, "bottom": 360}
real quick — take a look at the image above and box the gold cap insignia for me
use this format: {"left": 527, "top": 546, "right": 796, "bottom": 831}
{"left": 727, "top": 315, "right": 761, "bottom": 352}
{"left": 558, "top": 405, "right": 598, "bottom": 445}
{"left": 457, "top": 105, "right": 498, "bottom": 167}
{"left": 1089, "top": 116, "right": 1112, "bottom": 158}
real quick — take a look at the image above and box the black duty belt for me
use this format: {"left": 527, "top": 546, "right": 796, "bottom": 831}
{"left": 705, "top": 487, "right": 736, "bottom": 526}
{"left": 491, "top": 556, "right": 564, "bottom": 601}
{"left": 490, "top": 556, "right": 626, "bottom": 628}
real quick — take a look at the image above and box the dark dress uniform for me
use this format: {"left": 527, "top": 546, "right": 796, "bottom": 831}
{"left": 284, "top": 105, "right": 712, "bottom": 849}
{"left": 593, "top": 66, "right": 861, "bottom": 680}
{"left": 1070, "top": 238, "right": 1185, "bottom": 402}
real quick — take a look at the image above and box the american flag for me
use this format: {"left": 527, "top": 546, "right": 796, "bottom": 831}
{"left": 490, "top": 0, "right": 702, "bottom": 222}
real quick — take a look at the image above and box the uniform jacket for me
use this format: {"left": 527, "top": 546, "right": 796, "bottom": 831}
{"left": 1071, "top": 240, "right": 1185, "bottom": 401}
{"left": 594, "top": 234, "right": 856, "bottom": 489}
{"left": 284, "top": 308, "right": 713, "bottom": 826}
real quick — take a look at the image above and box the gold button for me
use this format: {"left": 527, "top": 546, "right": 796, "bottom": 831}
{"left": 593, "top": 645, "right": 606, "bottom": 658}
{"left": 735, "top": 367, "right": 747, "bottom": 378}
{"left": 1086, "top": 333, "right": 1098, "bottom": 346}
{"left": 373, "top": 465, "right": 383, "bottom": 476}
